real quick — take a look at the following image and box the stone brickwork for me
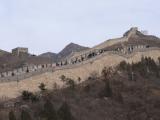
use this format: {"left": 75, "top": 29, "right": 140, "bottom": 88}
{"left": 114, "top": 45, "right": 148, "bottom": 54}
{"left": 56, "top": 45, "right": 149, "bottom": 67}
{"left": 0, "top": 63, "right": 56, "bottom": 82}
{"left": 0, "top": 45, "right": 158, "bottom": 82}
{"left": 12, "top": 47, "right": 28, "bottom": 56}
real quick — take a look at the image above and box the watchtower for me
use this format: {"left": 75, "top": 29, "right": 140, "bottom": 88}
{"left": 12, "top": 47, "right": 28, "bottom": 56}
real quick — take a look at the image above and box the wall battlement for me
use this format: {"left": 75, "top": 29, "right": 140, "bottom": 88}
{"left": 0, "top": 45, "right": 159, "bottom": 82}
{"left": 0, "top": 64, "right": 56, "bottom": 82}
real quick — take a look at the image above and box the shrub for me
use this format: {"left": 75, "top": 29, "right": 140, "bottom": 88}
{"left": 42, "top": 100, "right": 58, "bottom": 120}
{"left": 53, "top": 82, "right": 58, "bottom": 90}
{"left": 21, "top": 90, "right": 39, "bottom": 102}
{"left": 60, "top": 75, "right": 66, "bottom": 83}
{"left": 77, "top": 77, "right": 81, "bottom": 83}
{"left": 21, "top": 110, "right": 32, "bottom": 120}
{"left": 114, "top": 91, "right": 123, "bottom": 104}
{"left": 84, "top": 84, "right": 91, "bottom": 92}
{"left": 101, "top": 67, "right": 114, "bottom": 82}
{"left": 104, "top": 80, "right": 112, "bottom": 97}
{"left": 9, "top": 110, "right": 17, "bottom": 120}
{"left": 30, "top": 94, "right": 39, "bottom": 103}
{"left": 66, "top": 78, "right": 76, "bottom": 90}
{"left": 99, "top": 67, "right": 113, "bottom": 98}
{"left": 119, "top": 57, "right": 160, "bottom": 78}
{"left": 39, "top": 83, "right": 46, "bottom": 91}
{"left": 22, "top": 91, "right": 33, "bottom": 101}
{"left": 99, "top": 80, "right": 112, "bottom": 98}
{"left": 89, "top": 71, "right": 99, "bottom": 80}
{"left": 58, "top": 102, "right": 74, "bottom": 120}
{"left": 118, "top": 61, "right": 128, "bottom": 70}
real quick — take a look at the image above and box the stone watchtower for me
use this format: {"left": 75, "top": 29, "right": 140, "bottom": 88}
{"left": 12, "top": 47, "right": 28, "bottom": 56}
{"left": 123, "top": 27, "right": 138, "bottom": 38}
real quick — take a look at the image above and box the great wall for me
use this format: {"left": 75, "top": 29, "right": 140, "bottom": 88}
{"left": 0, "top": 27, "right": 160, "bottom": 99}
{"left": 0, "top": 44, "right": 156, "bottom": 82}
{"left": 0, "top": 64, "right": 56, "bottom": 82}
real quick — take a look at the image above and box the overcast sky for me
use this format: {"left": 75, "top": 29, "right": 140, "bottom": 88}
{"left": 0, "top": 0, "right": 159, "bottom": 54}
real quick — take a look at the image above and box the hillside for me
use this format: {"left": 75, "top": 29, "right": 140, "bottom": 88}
{"left": 0, "top": 58, "right": 160, "bottom": 120}
{"left": 0, "top": 27, "right": 160, "bottom": 120}
{"left": 0, "top": 49, "right": 160, "bottom": 99}
{"left": 0, "top": 27, "right": 160, "bottom": 98}
{"left": 39, "top": 52, "right": 57, "bottom": 62}
{"left": 58, "top": 43, "right": 89, "bottom": 59}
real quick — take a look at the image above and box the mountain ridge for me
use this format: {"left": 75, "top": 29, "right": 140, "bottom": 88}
{"left": 0, "top": 27, "right": 160, "bottom": 72}
{"left": 39, "top": 42, "right": 89, "bottom": 62}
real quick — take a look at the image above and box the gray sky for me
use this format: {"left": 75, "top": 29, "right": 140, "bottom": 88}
{"left": 0, "top": 0, "right": 159, "bottom": 55}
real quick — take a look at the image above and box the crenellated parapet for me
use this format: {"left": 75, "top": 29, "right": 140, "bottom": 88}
{"left": 0, "top": 63, "right": 56, "bottom": 81}
{"left": 56, "top": 49, "right": 105, "bottom": 66}
{"left": 56, "top": 44, "right": 156, "bottom": 67}
{"left": 0, "top": 44, "right": 159, "bottom": 82}
{"left": 114, "top": 44, "right": 149, "bottom": 54}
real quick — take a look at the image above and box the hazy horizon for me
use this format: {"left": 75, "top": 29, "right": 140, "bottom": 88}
{"left": 0, "top": 0, "right": 160, "bottom": 54}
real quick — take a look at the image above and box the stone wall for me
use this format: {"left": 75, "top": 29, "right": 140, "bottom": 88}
{"left": 12, "top": 47, "right": 28, "bottom": 56}
{"left": 114, "top": 45, "right": 148, "bottom": 54}
{"left": 56, "top": 45, "right": 151, "bottom": 67}
{"left": 0, "top": 48, "right": 160, "bottom": 99}
{"left": 0, "top": 63, "right": 56, "bottom": 82}
{"left": 0, "top": 45, "right": 159, "bottom": 82}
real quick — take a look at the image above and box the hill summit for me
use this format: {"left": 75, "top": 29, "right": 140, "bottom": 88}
{"left": 58, "top": 42, "right": 89, "bottom": 59}
{"left": 40, "top": 42, "right": 89, "bottom": 62}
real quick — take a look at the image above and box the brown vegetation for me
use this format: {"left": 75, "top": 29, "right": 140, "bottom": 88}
{"left": 0, "top": 57, "right": 160, "bottom": 120}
